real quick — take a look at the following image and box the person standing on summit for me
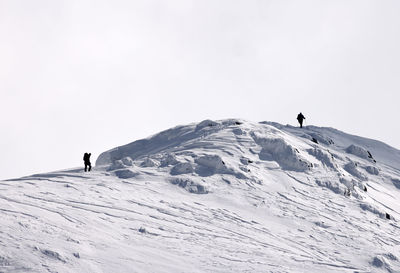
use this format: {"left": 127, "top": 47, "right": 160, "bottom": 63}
{"left": 297, "top": 112, "right": 306, "bottom": 128}
{"left": 83, "top": 152, "right": 92, "bottom": 172}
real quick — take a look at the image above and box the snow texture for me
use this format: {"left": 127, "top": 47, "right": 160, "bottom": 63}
{"left": 1, "top": 119, "right": 400, "bottom": 273}
{"left": 344, "top": 161, "right": 367, "bottom": 181}
{"left": 365, "top": 165, "right": 380, "bottom": 175}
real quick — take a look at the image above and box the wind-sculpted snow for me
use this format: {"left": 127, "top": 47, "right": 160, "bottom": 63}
{"left": 346, "top": 144, "right": 376, "bottom": 162}
{"left": 372, "top": 255, "right": 399, "bottom": 272}
{"left": 392, "top": 178, "right": 400, "bottom": 189}
{"left": 170, "top": 162, "right": 194, "bottom": 175}
{"left": 344, "top": 161, "right": 368, "bottom": 181}
{"left": 96, "top": 119, "right": 244, "bottom": 167}
{"left": 140, "top": 157, "right": 157, "bottom": 167}
{"left": 251, "top": 133, "right": 311, "bottom": 171}
{"left": 2, "top": 119, "right": 400, "bottom": 272}
{"left": 307, "top": 148, "right": 337, "bottom": 169}
{"left": 315, "top": 179, "right": 346, "bottom": 195}
{"left": 159, "top": 153, "right": 179, "bottom": 167}
{"left": 169, "top": 177, "right": 208, "bottom": 194}
{"left": 263, "top": 121, "right": 400, "bottom": 170}
{"left": 365, "top": 165, "right": 380, "bottom": 175}
{"left": 114, "top": 168, "right": 140, "bottom": 179}
{"left": 307, "top": 132, "right": 335, "bottom": 145}
{"left": 359, "top": 202, "right": 387, "bottom": 219}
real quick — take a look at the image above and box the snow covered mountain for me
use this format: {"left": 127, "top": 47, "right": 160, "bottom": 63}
{"left": 1, "top": 119, "right": 400, "bottom": 272}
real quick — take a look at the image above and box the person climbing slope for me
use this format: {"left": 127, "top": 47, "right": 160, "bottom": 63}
{"left": 297, "top": 112, "right": 306, "bottom": 128}
{"left": 83, "top": 152, "right": 92, "bottom": 172}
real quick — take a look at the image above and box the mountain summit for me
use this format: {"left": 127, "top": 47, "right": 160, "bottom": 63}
{"left": 2, "top": 119, "right": 400, "bottom": 272}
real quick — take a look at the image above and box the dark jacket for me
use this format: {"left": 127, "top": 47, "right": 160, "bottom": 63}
{"left": 297, "top": 113, "right": 305, "bottom": 122}
{"left": 83, "top": 153, "right": 91, "bottom": 163}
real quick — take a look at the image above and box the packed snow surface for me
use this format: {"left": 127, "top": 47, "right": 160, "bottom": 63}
{"left": 1, "top": 119, "right": 400, "bottom": 272}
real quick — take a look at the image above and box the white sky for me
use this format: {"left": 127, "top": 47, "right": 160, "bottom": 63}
{"left": 1, "top": 0, "right": 399, "bottom": 180}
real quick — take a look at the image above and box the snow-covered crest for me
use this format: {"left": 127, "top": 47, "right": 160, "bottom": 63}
{"left": 1, "top": 119, "right": 400, "bottom": 272}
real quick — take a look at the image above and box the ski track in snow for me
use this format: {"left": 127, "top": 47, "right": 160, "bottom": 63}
{"left": 1, "top": 119, "right": 400, "bottom": 272}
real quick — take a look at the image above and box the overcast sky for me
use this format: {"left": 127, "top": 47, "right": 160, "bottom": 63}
{"left": 1, "top": 0, "right": 399, "bottom": 180}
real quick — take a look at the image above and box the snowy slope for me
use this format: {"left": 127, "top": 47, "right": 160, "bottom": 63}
{"left": 1, "top": 119, "right": 400, "bottom": 273}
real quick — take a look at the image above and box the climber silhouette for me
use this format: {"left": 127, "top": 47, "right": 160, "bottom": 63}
{"left": 83, "top": 153, "right": 92, "bottom": 172}
{"left": 297, "top": 112, "right": 306, "bottom": 128}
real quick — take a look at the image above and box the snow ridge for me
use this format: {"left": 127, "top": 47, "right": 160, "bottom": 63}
{"left": 1, "top": 119, "right": 400, "bottom": 272}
